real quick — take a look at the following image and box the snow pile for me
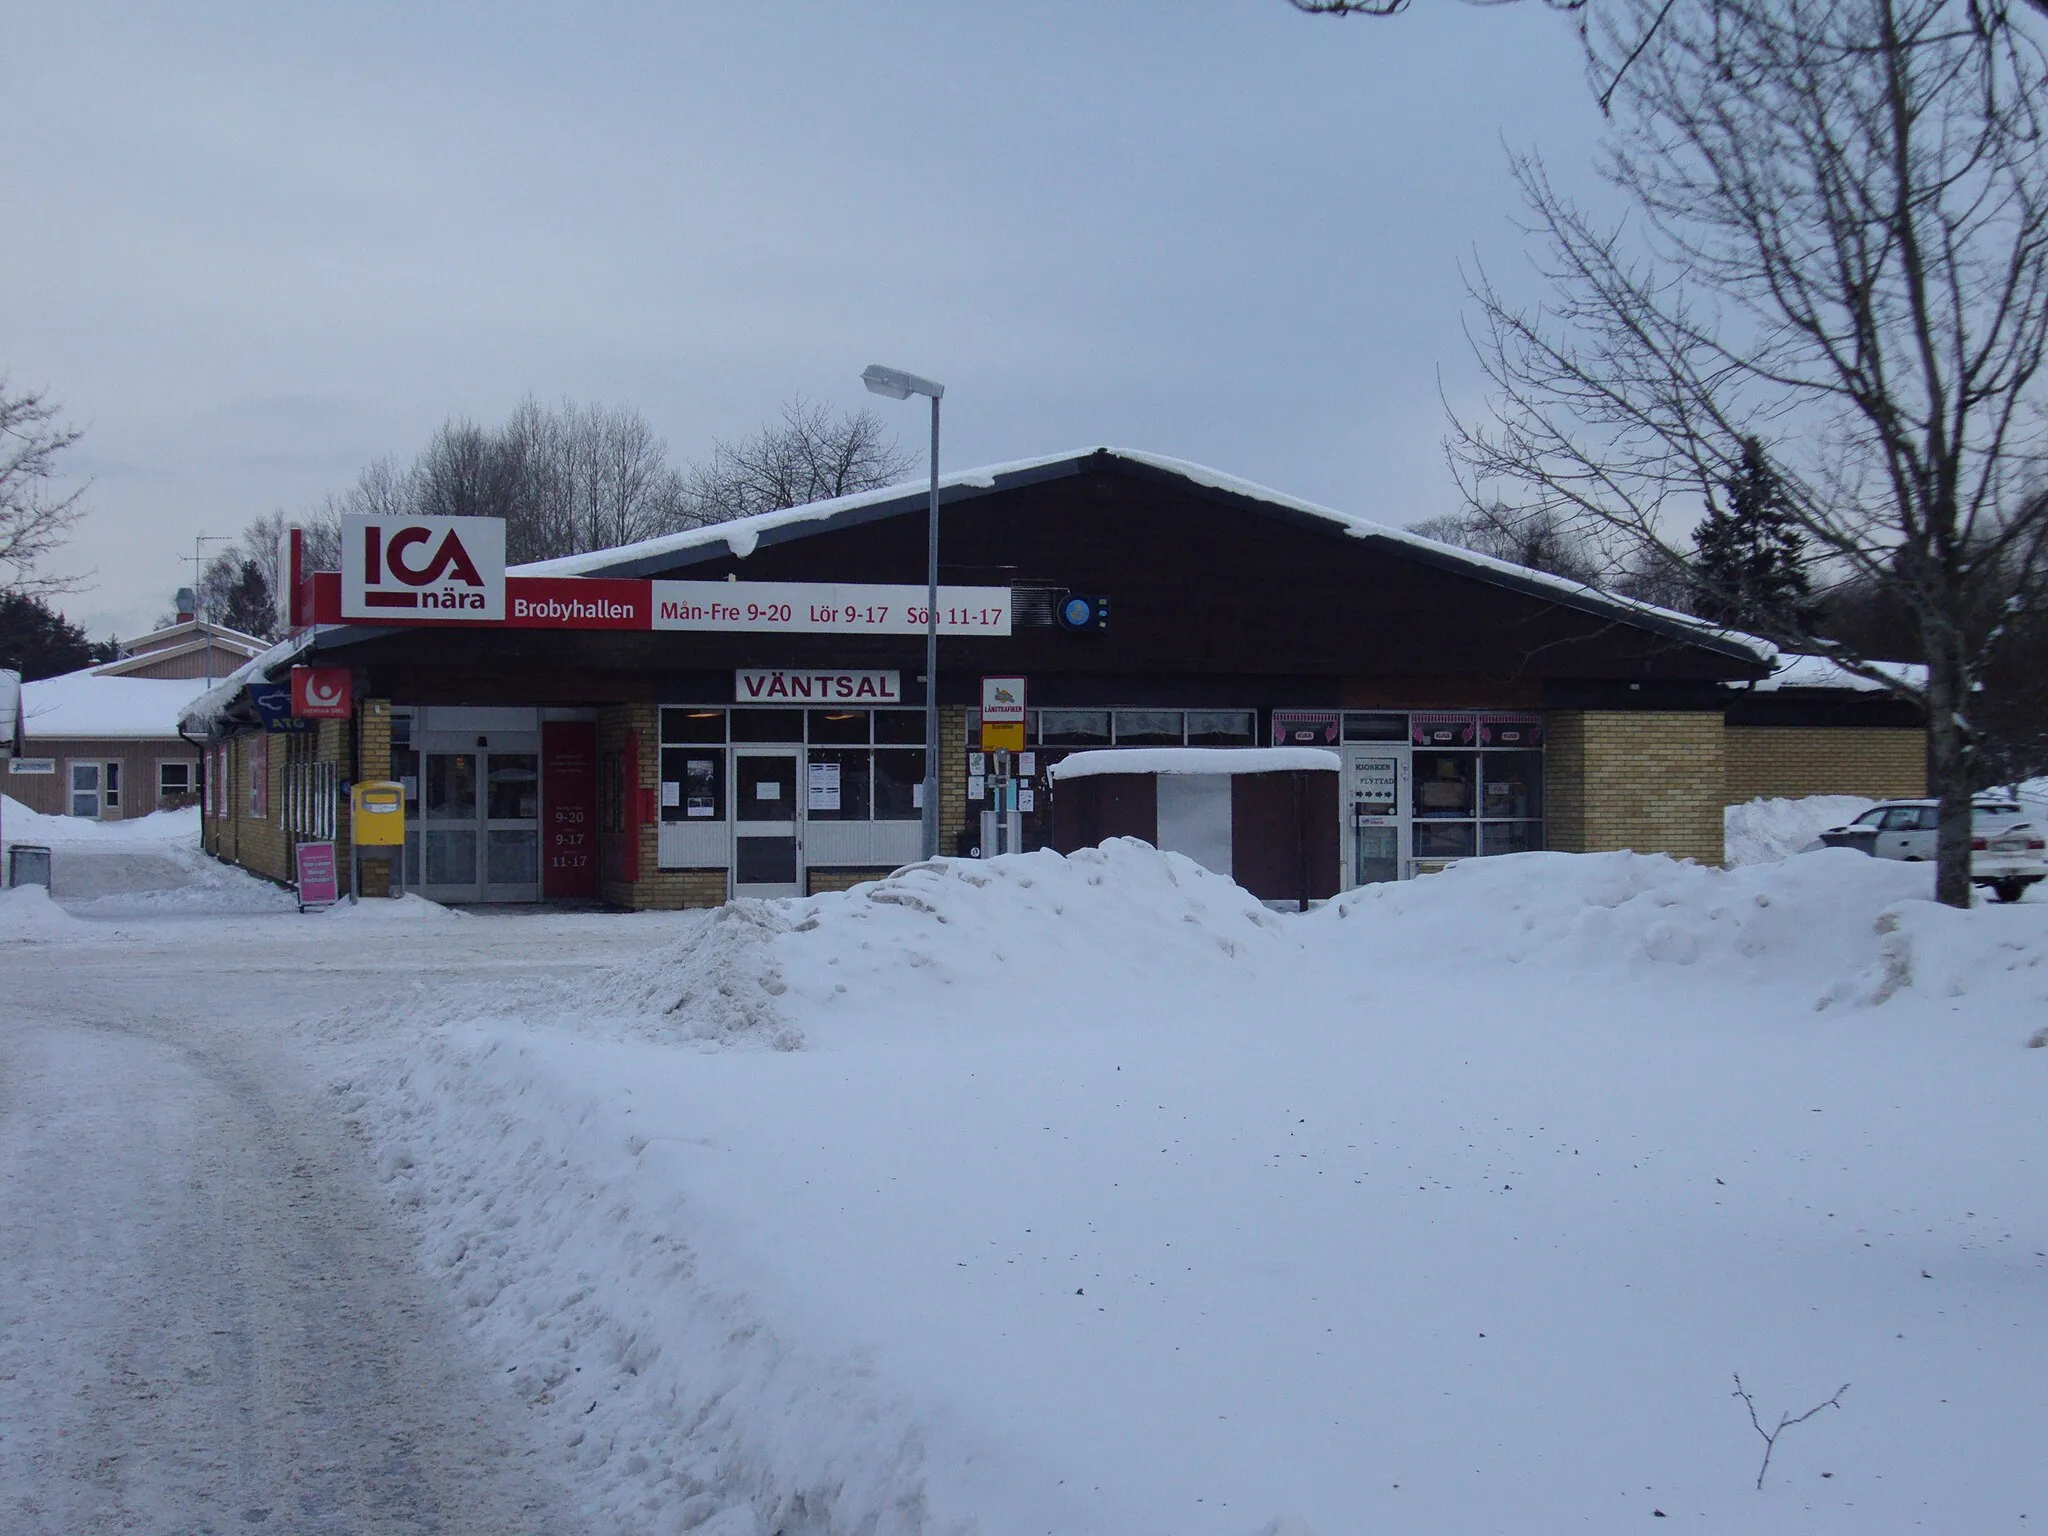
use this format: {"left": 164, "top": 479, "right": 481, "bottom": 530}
{"left": 2, "top": 796, "right": 200, "bottom": 847}
{"left": 1319, "top": 847, "right": 1929, "bottom": 994}
{"left": 349, "top": 845, "right": 2048, "bottom": 1534}
{"left": 0, "top": 884, "right": 84, "bottom": 938}
{"left": 599, "top": 898, "right": 802, "bottom": 1049}
{"left": 322, "top": 892, "right": 464, "bottom": 921}
{"left": 1726, "top": 794, "right": 1876, "bottom": 865}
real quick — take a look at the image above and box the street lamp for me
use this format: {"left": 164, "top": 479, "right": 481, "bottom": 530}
{"left": 861, "top": 363, "right": 946, "bottom": 861}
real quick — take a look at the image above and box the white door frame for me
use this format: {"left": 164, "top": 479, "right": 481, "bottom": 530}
{"left": 1342, "top": 744, "right": 1411, "bottom": 888}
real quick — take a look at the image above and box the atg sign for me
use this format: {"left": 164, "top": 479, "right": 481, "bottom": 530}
{"left": 341, "top": 514, "right": 506, "bottom": 621}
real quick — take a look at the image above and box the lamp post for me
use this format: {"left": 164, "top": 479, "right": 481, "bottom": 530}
{"left": 860, "top": 363, "right": 945, "bottom": 861}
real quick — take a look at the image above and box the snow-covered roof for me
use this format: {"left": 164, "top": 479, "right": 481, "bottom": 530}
{"left": 1741, "top": 654, "right": 1928, "bottom": 693}
{"left": 177, "top": 630, "right": 319, "bottom": 735}
{"left": 516, "top": 448, "right": 1776, "bottom": 668}
{"left": 19, "top": 669, "right": 214, "bottom": 741}
{"left": 119, "top": 617, "right": 269, "bottom": 660}
{"left": 1048, "top": 746, "right": 1343, "bottom": 781}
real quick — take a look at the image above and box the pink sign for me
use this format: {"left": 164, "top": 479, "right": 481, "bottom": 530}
{"left": 295, "top": 841, "right": 340, "bottom": 910}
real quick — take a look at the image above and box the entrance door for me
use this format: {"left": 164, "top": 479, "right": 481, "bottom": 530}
{"left": 1346, "top": 746, "right": 1409, "bottom": 887}
{"left": 421, "top": 751, "right": 481, "bottom": 898}
{"left": 733, "top": 749, "right": 801, "bottom": 897}
{"left": 481, "top": 750, "right": 542, "bottom": 901}
{"left": 68, "top": 761, "right": 101, "bottom": 818}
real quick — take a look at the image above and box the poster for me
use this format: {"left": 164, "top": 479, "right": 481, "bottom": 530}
{"left": 685, "top": 757, "right": 717, "bottom": 818}
{"left": 807, "top": 759, "right": 841, "bottom": 811}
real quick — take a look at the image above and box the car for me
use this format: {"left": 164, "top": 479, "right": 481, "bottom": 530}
{"left": 1813, "top": 797, "right": 2047, "bottom": 902}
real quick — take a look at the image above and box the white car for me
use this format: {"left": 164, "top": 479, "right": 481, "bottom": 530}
{"left": 1815, "top": 797, "right": 2047, "bottom": 902}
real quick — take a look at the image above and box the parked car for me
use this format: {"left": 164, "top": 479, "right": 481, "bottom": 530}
{"left": 1813, "top": 798, "right": 2047, "bottom": 902}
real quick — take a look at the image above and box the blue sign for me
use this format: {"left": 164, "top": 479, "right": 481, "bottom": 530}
{"left": 248, "top": 683, "right": 313, "bottom": 734}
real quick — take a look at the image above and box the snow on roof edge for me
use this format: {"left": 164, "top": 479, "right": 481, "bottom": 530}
{"left": 1049, "top": 747, "right": 1343, "bottom": 780}
{"left": 178, "top": 631, "right": 320, "bottom": 734}
{"left": 512, "top": 447, "right": 1775, "bottom": 668}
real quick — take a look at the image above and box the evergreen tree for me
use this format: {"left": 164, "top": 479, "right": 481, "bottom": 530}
{"left": 1691, "top": 439, "right": 1814, "bottom": 630}
{"left": 0, "top": 590, "right": 98, "bottom": 680}
{"left": 215, "top": 558, "right": 276, "bottom": 640}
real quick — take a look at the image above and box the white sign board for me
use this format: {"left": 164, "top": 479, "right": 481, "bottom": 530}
{"left": 8, "top": 757, "right": 55, "bottom": 775}
{"left": 981, "top": 675, "right": 1026, "bottom": 724}
{"left": 736, "top": 669, "right": 901, "bottom": 704}
{"left": 655, "top": 582, "right": 1009, "bottom": 635}
{"left": 341, "top": 514, "right": 506, "bottom": 621}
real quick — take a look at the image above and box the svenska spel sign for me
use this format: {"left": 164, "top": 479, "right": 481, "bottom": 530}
{"left": 341, "top": 514, "right": 506, "bottom": 621}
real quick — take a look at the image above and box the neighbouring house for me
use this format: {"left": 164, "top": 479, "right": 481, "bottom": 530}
{"left": 97, "top": 616, "right": 268, "bottom": 683}
{"left": 8, "top": 666, "right": 212, "bottom": 820}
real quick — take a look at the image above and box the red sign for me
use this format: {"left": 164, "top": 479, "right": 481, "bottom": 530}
{"left": 541, "top": 721, "right": 598, "bottom": 900}
{"left": 292, "top": 666, "right": 353, "bottom": 718}
{"left": 295, "top": 841, "right": 340, "bottom": 909}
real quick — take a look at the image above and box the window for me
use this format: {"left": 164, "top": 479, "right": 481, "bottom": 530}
{"left": 1037, "top": 710, "right": 1111, "bottom": 746}
{"left": 872, "top": 710, "right": 926, "bottom": 744}
{"left": 158, "top": 760, "right": 194, "bottom": 801}
{"left": 659, "top": 749, "right": 725, "bottom": 821}
{"left": 103, "top": 760, "right": 122, "bottom": 812}
{"left": 804, "top": 748, "right": 873, "bottom": 819}
{"left": 246, "top": 737, "right": 266, "bottom": 819}
{"left": 1186, "top": 710, "right": 1256, "bottom": 746}
{"left": 1113, "top": 709, "right": 1181, "bottom": 745}
{"left": 808, "top": 710, "right": 870, "bottom": 745}
{"left": 874, "top": 750, "right": 925, "bottom": 819}
{"left": 1413, "top": 752, "right": 1475, "bottom": 818}
{"left": 1343, "top": 713, "right": 1408, "bottom": 742}
{"left": 660, "top": 709, "right": 726, "bottom": 744}
{"left": 730, "top": 708, "right": 803, "bottom": 743}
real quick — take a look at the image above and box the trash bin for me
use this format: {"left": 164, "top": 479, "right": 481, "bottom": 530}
{"left": 7, "top": 844, "right": 53, "bottom": 890}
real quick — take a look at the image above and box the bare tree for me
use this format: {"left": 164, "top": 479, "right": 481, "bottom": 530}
{"left": 1409, "top": 501, "right": 1608, "bottom": 584}
{"left": 1449, "top": 0, "right": 2048, "bottom": 906}
{"left": 0, "top": 378, "right": 89, "bottom": 594}
{"left": 685, "top": 398, "right": 916, "bottom": 522}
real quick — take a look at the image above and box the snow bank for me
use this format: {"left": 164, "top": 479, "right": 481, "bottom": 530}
{"left": 322, "top": 892, "right": 464, "bottom": 921}
{"left": 0, "top": 884, "right": 84, "bottom": 938}
{"left": 350, "top": 844, "right": 2048, "bottom": 1534}
{"left": 1725, "top": 794, "right": 1876, "bottom": 865}
{"left": 2, "top": 796, "right": 201, "bottom": 847}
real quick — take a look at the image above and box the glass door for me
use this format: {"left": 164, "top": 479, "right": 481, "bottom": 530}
{"left": 1346, "top": 747, "right": 1409, "bottom": 887}
{"left": 733, "top": 749, "right": 801, "bottom": 897}
{"left": 68, "top": 761, "right": 102, "bottom": 818}
{"left": 421, "top": 751, "right": 481, "bottom": 900}
{"left": 483, "top": 752, "right": 541, "bottom": 900}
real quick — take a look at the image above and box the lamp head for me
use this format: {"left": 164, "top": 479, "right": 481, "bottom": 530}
{"left": 862, "top": 363, "right": 943, "bottom": 401}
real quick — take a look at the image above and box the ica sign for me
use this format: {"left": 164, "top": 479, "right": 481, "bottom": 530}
{"left": 341, "top": 514, "right": 506, "bottom": 622}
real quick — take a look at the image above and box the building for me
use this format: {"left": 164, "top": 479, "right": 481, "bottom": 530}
{"left": 6, "top": 665, "right": 213, "bottom": 820}
{"left": 184, "top": 448, "right": 1924, "bottom": 904}
{"left": 97, "top": 616, "right": 269, "bottom": 683}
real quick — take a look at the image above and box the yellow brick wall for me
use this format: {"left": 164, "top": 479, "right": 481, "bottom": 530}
{"left": 629, "top": 868, "right": 730, "bottom": 910}
{"left": 1725, "top": 726, "right": 1926, "bottom": 802}
{"left": 939, "top": 704, "right": 967, "bottom": 858}
{"left": 1545, "top": 710, "right": 1727, "bottom": 864}
{"left": 807, "top": 867, "right": 893, "bottom": 896}
{"left": 225, "top": 732, "right": 291, "bottom": 884}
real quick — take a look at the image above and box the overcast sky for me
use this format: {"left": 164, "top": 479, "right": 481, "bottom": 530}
{"left": 3, "top": 2, "right": 1609, "bottom": 640}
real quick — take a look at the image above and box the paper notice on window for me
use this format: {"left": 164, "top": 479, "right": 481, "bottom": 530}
{"left": 661, "top": 781, "right": 681, "bottom": 808}
{"left": 1018, "top": 787, "right": 1036, "bottom": 813}
{"left": 755, "top": 780, "right": 779, "bottom": 801}
{"left": 1018, "top": 752, "right": 1036, "bottom": 775}
{"left": 807, "top": 759, "right": 841, "bottom": 811}
{"left": 912, "top": 781, "right": 925, "bottom": 810}
{"left": 967, "top": 774, "right": 986, "bottom": 801}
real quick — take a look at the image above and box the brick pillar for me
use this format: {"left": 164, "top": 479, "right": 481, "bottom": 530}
{"left": 939, "top": 704, "right": 968, "bottom": 859}
{"left": 1544, "top": 710, "right": 1725, "bottom": 864}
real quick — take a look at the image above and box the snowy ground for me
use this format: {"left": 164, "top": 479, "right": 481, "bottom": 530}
{"left": 4, "top": 806, "right": 2046, "bottom": 1534}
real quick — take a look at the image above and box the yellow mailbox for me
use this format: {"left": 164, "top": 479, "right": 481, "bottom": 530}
{"left": 350, "top": 780, "right": 407, "bottom": 847}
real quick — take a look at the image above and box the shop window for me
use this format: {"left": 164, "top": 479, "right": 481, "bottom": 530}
{"left": 1480, "top": 752, "right": 1542, "bottom": 820}
{"left": 1343, "top": 712, "right": 1408, "bottom": 742}
{"left": 1414, "top": 821, "right": 1477, "bottom": 859}
{"left": 661, "top": 708, "right": 726, "bottom": 744}
{"left": 158, "top": 760, "right": 194, "bottom": 800}
{"left": 244, "top": 740, "right": 263, "bottom": 819}
{"left": 730, "top": 708, "right": 804, "bottom": 743}
{"left": 873, "top": 709, "right": 926, "bottom": 744}
{"left": 1185, "top": 710, "right": 1256, "bottom": 746}
{"left": 427, "top": 753, "right": 477, "bottom": 818}
{"left": 487, "top": 754, "right": 540, "bottom": 820}
{"left": 804, "top": 748, "right": 873, "bottom": 820}
{"left": 1413, "top": 752, "right": 1475, "bottom": 818}
{"left": 660, "top": 749, "right": 725, "bottom": 821}
{"left": 808, "top": 710, "right": 870, "bottom": 745}
{"left": 874, "top": 750, "right": 925, "bottom": 820}
{"left": 1482, "top": 821, "right": 1544, "bottom": 855}
{"left": 1113, "top": 709, "right": 1181, "bottom": 745}
{"left": 1038, "top": 709, "right": 1111, "bottom": 746}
